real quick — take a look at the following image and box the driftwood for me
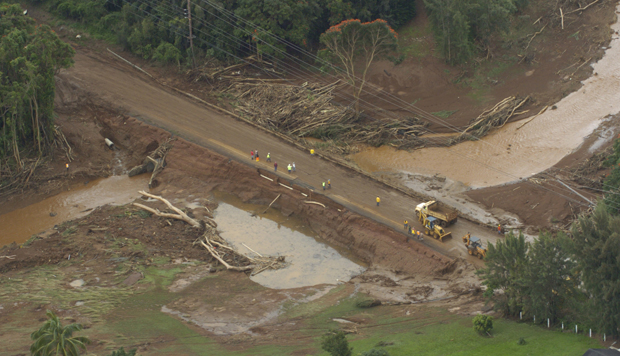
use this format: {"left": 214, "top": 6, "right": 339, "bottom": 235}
{"left": 525, "top": 25, "right": 547, "bottom": 50}
{"left": 53, "top": 125, "right": 74, "bottom": 162}
{"left": 261, "top": 194, "right": 281, "bottom": 214}
{"left": 197, "top": 224, "right": 288, "bottom": 275}
{"left": 516, "top": 105, "right": 548, "bottom": 130}
{"left": 565, "top": 0, "right": 600, "bottom": 14}
{"left": 304, "top": 201, "right": 326, "bottom": 208}
{"left": 133, "top": 191, "right": 201, "bottom": 228}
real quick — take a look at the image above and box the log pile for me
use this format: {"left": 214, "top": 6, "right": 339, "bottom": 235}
{"left": 226, "top": 81, "right": 428, "bottom": 148}
{"left": 450, "top": 96, "right": 530, "bottom": 144}
{"left": 133, "top": 191, "right": 287, "bottom": 275}
{"left": 190, "top": 55, "right": 285, "bottom": 86}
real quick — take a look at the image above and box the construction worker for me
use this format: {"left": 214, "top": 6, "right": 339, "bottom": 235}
{"left": 327, "top": 179, "right": 331, "bottom": 189}
{"left": 310, "top": 148, "right": 315, "bottom": 156}
{"left": 256, "top": 151, "right": 259, "bottom": 162}
{"left": 497, "top": 224, "right": 502, "bottom": 234}
{"left": 287, "top": 163, "right": 292, "bottom": 173}
{"left": 267, "top": 153, "right": 271, "bottom": 162}
{"left": 66, "top": 163, "right": 69, "bottom": 173}
{"left": 292, "top": 162, "right": 296, "bottom": 172}
{"left": 417, "top": 231, "right": 422, "bottom": 240}
{"left": 274, "top": 162, "right": 278, "bottom": 171}
{"left": 322, "top": 182, "right": 326, "bottom": 190}
{"left": 251, "top": 150, "right": 254, "bottom": 160}
{"left": 404, "top": 220, "right": 409, "bottom": 230}
{"left": 376, "top": 196, "right": 380, "bottom": 206}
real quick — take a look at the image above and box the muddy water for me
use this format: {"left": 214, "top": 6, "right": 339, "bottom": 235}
{"left": 0, "top": 175, "right": 149, "bottom": 246}
{"left": 213, "top": 191, "right": 366, "bottom": 289}
{"left": 354, "top": 3, "right": 620, "bottom": 188}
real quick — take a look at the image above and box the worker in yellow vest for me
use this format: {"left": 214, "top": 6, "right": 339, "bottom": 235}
{"left": 376, "top": 196, "right": 380, "bottom": 206}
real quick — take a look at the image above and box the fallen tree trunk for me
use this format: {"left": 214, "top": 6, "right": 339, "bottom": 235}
{"left": 133, "top": 191, "right": 201, "bottom": 228}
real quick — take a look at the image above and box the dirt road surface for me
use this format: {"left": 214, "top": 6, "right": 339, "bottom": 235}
{"left": 56, "top": 49, "right": 506, "bottom": 263}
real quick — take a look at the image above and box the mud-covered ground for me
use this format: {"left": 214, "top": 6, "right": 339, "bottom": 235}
{"left": 0, "top": 104, "right": 482, "bottom": 354}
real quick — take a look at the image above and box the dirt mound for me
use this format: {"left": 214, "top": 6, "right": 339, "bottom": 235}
{"left": 0, "top": 205, "right": 211, "bottom": 274}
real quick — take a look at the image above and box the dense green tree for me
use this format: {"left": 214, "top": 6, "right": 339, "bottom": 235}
{"left": 522, "top": 232, "right": 575, "bottom": 323}
{"left": 476, "top": 231, "right": 528, "bottom": 315}
{"left": 423, "top": 0, "right": 522, "bottom": 63}
{"left": 0, "top": 3, "right": 74, "bottom": 164}
{"left": 321, "top": 330, "right": 353, "bottom": 356}
{"left": 319, "top": 18, "right": 398, "bottom": 112}
{"left": 602, "top": 138, "right": 620, "bottom": 215}
{"left": 30, "top": 310, "right": 90, "bottom": 356}
{"left": 569, "top": 204, "right": 620, "bottom": 336}
{"left": 234, "top": 0, "right": 321, "bottom": 57}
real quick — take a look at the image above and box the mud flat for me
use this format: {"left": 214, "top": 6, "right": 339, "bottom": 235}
{"left": 0, "top": 175, "right": 149, "bottom": 246}
{"left": 353, "top": 2, "right": 620, "bottom": 188}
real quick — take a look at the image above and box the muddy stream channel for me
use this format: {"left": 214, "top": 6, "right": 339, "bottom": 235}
{"left": 0, "top": 175, "right": 149, "bottom": 246}
{"left": 0, "top": 177, "right": 365, "bottom": 290}
{"left": 353, "top": 2, "right": 620, "bottom": 189}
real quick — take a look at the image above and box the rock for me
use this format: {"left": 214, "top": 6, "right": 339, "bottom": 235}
{"left": 69, "top": 279, "right": 85, "bottom": 288}
{"left": 49, "top": 212, "right": 57, "bottom": 217}
{"left": 122, "top": 272, "right": 143, "bottom": 286}
{"left": 128, "top": 164, "right": 147, "bottom": 177}
{"left": 435, "top": 174, "right": 446, "bottom": 182}
{"left": 75, "top": 301, "right": 85, "bottom": 306}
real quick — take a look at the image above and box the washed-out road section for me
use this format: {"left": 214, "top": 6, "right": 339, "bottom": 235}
{"left": 56, "top": 49, "right": 504, "bottom": 261}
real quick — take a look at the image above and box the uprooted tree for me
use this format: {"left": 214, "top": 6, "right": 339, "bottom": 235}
{"left": 318, "top": 19, "right": 398, "bottom": 113}
{"left": 133, "top": 191, "right": 288, "bottom": 275}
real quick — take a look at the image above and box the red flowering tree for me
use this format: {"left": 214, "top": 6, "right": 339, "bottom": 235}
{"left": 319, "top": 19, "right": 398, "bottom": 113}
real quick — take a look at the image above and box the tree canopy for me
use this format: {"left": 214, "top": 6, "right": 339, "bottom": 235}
{"left": 423, "top": 0, "right": 525, "bottom": 63}
{"left": 0, "top": 3, "right": 74, "bottom": 164}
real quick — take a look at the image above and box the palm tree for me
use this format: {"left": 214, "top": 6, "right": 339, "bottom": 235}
{"left": 30, "top": 310, "right": 90, "bottom": 356}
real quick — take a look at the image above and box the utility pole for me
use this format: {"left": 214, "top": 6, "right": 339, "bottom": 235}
{"left": 186, "top": 0, "right": 195, "bottom": 67}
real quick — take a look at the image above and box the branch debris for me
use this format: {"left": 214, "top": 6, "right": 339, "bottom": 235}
{"left": 128, "top": 137, "right": 176, "bottom": 187}
{"left": 450, "top": 96, "right": 530, "bottom": 144}
{"left": 225, "top": 81, "right": 428, "bottom": 150}
{"left": 132, "top": 191, "right": 288, "bottom": 275}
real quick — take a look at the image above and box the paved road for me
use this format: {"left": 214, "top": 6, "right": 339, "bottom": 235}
{"left": 58, "top": 49, "right": 506, "bottom": 264}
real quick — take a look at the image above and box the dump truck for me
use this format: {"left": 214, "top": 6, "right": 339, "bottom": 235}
{"left": 415, "top": 200, "right": 458, "bottom": 227}
{"left": 462, "top": 233, "right": 487, "bottom": 259}
{"left": 419, "top": 212, "right": 452, "bottom": 242}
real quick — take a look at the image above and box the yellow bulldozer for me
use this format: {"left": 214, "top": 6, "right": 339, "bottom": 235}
{"left": 419, "top": 212, "right": 452, "bottom": 242}
{"left": 462, "top": 233, "right": 487, "bottom": 259}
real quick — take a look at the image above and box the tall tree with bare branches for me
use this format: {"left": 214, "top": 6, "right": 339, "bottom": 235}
{"left": 318, "top": 19, "right": 398, "bottom": 113}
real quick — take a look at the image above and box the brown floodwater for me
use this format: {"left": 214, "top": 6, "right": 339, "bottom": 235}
{"left": 354, "top": 3, "right": 620, "bottom": 188}
{"left": 0, "top": 175, "right": 149, "bottom": 246}
{"left": 212, "top": 191, "right": 366, "bottom": 289}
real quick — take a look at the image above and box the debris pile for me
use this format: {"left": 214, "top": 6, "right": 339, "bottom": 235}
{"left": 133, "top": 191, "right": 287, "bottom": 275}
{"left": 128, "top": 137, "right": 175, "bottom": 187}
{"left": 450, "top": 96, "right": 529, "bottom": 144}
{"left": 226, "top": 81, "right": 428, "bottom": 148}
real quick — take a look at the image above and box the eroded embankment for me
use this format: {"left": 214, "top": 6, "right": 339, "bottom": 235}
{"left": 100, "top": 115, "right": 453, "bottom": 277}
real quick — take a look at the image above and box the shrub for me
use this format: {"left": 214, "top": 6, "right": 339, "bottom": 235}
{"left": 473, "top": 314, "right": 494, "bottom": 335}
